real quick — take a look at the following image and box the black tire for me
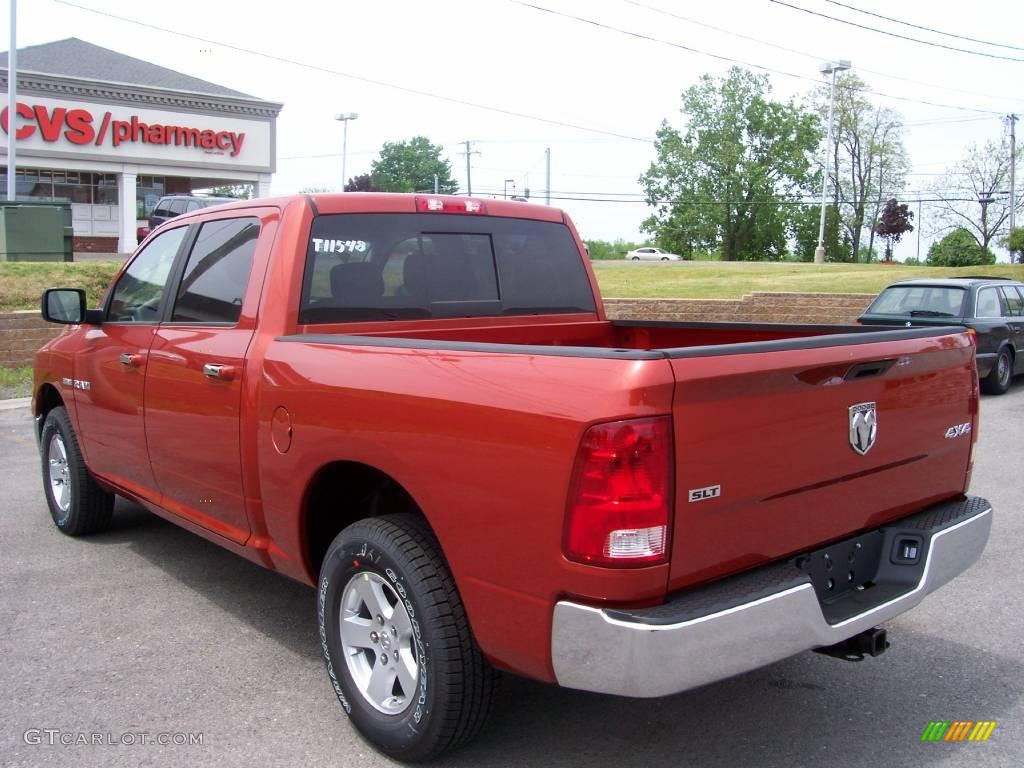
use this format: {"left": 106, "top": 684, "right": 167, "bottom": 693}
{"left": 631, "top": 256, "right": 640, "bottom": 261}
{"left": 318, "top": 514, "right": 498, "bottom": 761}
{"left": 981, "top": 348, "right": 1013, "bottom": 395}
{"left": 660, "top": 257, "right": 669, "bottom": 261}
{"left": 39, "top": 406, "right": 114, "bottom": 535}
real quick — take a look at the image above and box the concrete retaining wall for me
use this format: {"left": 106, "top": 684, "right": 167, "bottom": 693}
{"left": 0, "top": 292, "right": 875, "bottom": 368}
{"left": 604, "top": 292, "right": 875, "bottom": 325}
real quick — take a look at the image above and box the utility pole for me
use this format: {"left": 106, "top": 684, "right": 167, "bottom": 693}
{"left": 544, "top": 147, "right": 551, "bottom": 206}
{"left": 6, "top": 0, "right": 17, "bottom": 202}
{"left": 460, "top": 140, "right": 480, "bottom": 196}
{"left": 916, "top": 199, "right": 922, "bottom": 262}
{"left": 1009, "top": 114, "right": 1018, "bottom": 262}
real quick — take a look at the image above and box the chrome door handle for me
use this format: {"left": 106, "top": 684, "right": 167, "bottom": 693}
{"left": 119, "top": 352, "right": 144, "bottom": 367}
{"left": 203, "top": 363, "right": 237, "bottom": 381}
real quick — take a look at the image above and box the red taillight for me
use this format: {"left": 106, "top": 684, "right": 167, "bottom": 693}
{"left": 415, "top": 196, "right": 487, "bottom": 214}
{"left": 564, "top": 416, "right": 673, "bottom": 567}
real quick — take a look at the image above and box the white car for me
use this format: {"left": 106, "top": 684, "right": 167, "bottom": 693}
{"left": 626, "top": 247, "right": 682, "bottom": 261}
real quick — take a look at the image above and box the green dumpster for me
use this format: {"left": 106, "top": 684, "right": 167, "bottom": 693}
{"left": 0, "top": 201, "right": 73, "bottom": 262}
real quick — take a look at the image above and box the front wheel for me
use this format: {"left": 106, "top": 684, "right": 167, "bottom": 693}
{"left": 981, "top": 348, "right": 1013, "bottom": 395}
{"left": 40, "top": 407, "right": 114, "bottom": 535}
{"left": 318, "top": 514, "right": 498, "bottom": 761}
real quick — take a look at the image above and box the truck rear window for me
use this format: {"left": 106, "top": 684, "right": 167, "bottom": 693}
{"left": 299, "top": 214, "right": 596, "bottom": 323}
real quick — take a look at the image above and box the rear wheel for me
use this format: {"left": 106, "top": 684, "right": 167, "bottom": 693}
{"left": 981, "top": 348, "right": 1013, "bottom": 395}
{"left": 631, "top": 256, "right": 640, "bottom": 261}
{"left": 318, "top": 514, "right": 498, "bottom": 761}
{"left": 40, "top": 407, "right": 114, "bottom": 535}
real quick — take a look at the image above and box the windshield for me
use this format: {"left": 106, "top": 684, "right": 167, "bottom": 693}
{"left": 868, "top": 285, "right": 966, "bottom": 317}
{"left": 299, "top": 213, "right": 596, "bottom": 323}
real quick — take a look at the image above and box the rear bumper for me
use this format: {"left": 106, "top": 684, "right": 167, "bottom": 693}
{"left": 551, "top": 496, "right": 992, "bottom": 697}
{"left": 976, "top": 352, "right": 996, "bottom": 379}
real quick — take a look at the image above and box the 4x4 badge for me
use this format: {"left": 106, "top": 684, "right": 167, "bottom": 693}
{"left": 849, "top": 402, "right": 877, "bottom": 455}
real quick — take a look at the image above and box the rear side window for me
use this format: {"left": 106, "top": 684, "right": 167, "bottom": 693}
{"left": 171, "top": 217, "right": 260, "bottom": 324}
{"left": 868, "top": 286, "right": 965, "bottom": 317}
{"left": 299, "top": 213, "right": 595, "bottom": 323}
{"left": 975, "top": 287, "right": 1002, "bottom": 318}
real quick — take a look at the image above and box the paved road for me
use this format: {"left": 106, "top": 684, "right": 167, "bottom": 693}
{"left": 1, "top": 389, "right": 1021, "bottom": 768}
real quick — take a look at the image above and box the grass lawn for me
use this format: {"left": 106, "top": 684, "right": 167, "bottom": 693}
{"left": 0, "top": 262, "right": 121, "bottom": 313}
{"left": 1, "top": 260, "right": 1023, "bottom": 312}
{"left": 0, "top": 365, "right": 32, "bottom": 399}
{"left": 592, "top": 262, "right": 1024, "bottom": 299}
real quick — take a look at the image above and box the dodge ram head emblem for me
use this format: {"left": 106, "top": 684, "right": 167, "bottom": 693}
{"left": 849, "top": 402, "right": 877, "bottom": 455}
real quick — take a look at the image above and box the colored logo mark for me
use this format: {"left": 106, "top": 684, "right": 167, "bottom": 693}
{"left": 921, "top": 721, "right": 997, "bottom": 742}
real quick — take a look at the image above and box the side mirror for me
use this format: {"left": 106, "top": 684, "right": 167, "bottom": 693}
{"left": 41, "top": 288, "right": 101, "bottom": 325}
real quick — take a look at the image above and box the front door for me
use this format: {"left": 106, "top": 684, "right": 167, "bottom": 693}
{"left": 74, "top": 225, "right": 189, "bottom": 499}
{"left": 144, "top": 215, "right": 266, "bottom": 544}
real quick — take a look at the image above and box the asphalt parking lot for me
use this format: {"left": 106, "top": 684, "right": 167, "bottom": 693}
{"left": 2, "top": 388, "right": 1022, "bottom": 768}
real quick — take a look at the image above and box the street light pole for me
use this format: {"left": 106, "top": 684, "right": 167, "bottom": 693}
{"left": 334, "top": 112, "right": 358, "bottom": 190}
{"left": 815, "top": 59, "right": 851, "bottom": 264}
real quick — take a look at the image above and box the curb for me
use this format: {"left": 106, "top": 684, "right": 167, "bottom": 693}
{"left": 0, "top": 397, "right": 31, "bottom": 411}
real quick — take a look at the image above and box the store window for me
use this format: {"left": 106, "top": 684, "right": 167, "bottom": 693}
{"left": 137, "top": 176, "right": 166, "bottom": 219}
{"left": 0, "top": 168, "right": 121, "bottom": 205}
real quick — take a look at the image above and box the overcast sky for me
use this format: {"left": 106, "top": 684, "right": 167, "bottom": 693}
{"left": 5, "top": 0, "right": 1024, "bottom": 261}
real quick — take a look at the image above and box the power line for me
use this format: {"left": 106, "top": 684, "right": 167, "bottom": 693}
{"left": 623, "top": 0, "right": 1016, "bottom": 104}
{"left": 768, "top": 0, "right": 1024, "bottom": 63}
{"left": 52, "top": 0, "right": 653, "bottom": 144}
{"left": 824, "top": 1, "right": 1024, "bottom": 53}
{"left": 509, "top": 1, "right": 1004, "bottom": 114}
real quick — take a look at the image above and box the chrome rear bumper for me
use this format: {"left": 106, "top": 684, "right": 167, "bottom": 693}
{"left": 551, "top": 497, "right": 992, "bottom": 697}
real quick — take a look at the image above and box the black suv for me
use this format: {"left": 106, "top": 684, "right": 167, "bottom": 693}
{"left": 138, "top": 194, "right": 237, "bottom": 244}
{"left": 859, "top": 277, "right": 1024, "bottom": 395}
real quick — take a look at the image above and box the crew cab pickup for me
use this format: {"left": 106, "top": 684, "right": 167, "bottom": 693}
{"left": 34, "top": 194, "right": 992, "bottom": 761}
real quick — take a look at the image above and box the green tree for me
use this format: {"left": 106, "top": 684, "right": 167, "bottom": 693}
{"left": 811, "top": 74, "right": 909, "bottom": 263}
{"left": 370, "top": 137, "right": 458, "bottom": 194}
{"left": 344, "top": 174, "right": 380, "bottom": 192}
{"left": 926, "top": 228, "right": 996, "bottom": 266}
{"left": 641, "top": 68, "right": 820, "bottom": 261}
{"left": 929, "top": 138, "right": 1022, "bottom": 252}
{"left": 790, "top": 204, "right": 842, "bottom": 262}
{"left": 203, "top": 184, "right": 253, "bottom": 199}
{"left": 1006, "top": 227, "right": 1024, "bottom": 264}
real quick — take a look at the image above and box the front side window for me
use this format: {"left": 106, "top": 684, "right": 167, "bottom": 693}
{"left": 171, "top": 218, "right": 260, "bottom": 324}
{"left": 168, "top": 199, "right": 188, "bottom": 215}
{"left": 299, "top": 213, "right": 595, "bottom": 324}
{"left": 107, "top": 227, "right": 187, "bottom": 322}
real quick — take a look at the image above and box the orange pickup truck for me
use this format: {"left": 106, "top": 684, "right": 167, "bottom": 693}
{"left": 34, "top": 193, "right": 992, "bottom": 760}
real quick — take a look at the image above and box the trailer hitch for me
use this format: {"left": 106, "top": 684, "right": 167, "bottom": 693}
{"left": 814, "top": 627, "right": 890, "bottom": 661}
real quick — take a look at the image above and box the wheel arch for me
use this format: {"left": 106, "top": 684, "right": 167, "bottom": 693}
{"left": 34, "top": 383, "right": 65, "bottom": 440}
{"left": 301, "top": 460, "right": 434, "bottom": 583}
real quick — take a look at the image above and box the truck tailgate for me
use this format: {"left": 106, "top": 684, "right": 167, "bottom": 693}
{"left": 666, "top": 329, "right": 977, "bottom": 591}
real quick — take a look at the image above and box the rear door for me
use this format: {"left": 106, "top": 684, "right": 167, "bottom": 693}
{"left": 144, "top": 211, "right": 275, "bottom": 544}
{"left": 665, "top": 331, "right": 977, "bottom": 591}
{"left": 74, "top": 225, "right": 189, "bottom": 499}
{"left": 1000, "top": 286, "right": 1024, "bottom": 373}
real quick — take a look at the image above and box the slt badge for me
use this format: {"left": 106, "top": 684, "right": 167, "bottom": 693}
{"left": 849, "top": 402, "right": 877, "bottom": 456}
